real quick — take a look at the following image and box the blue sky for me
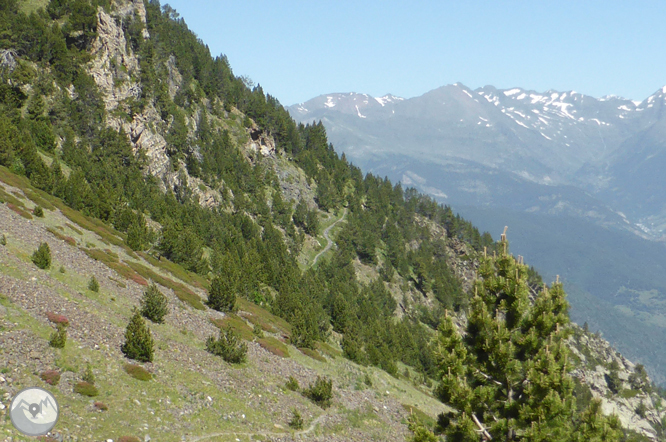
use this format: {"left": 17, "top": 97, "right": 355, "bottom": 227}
{"left": 161, "top": 1, "right": 666, "bottom": 106}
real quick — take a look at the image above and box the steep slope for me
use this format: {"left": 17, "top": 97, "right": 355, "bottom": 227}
{"left": 289, "top": 84, "right": 666, "bottom": 388}
{"left": 0, "top": 0, "right": 664, "bottom": 440}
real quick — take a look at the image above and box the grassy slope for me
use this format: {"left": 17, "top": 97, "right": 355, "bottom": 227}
{"left": 0, "top": 170, "right": 446, "bottom": 441}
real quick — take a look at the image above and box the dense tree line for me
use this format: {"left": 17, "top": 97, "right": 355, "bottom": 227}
{"left": 0, "top": 0, "right": 495, "bottom": 379}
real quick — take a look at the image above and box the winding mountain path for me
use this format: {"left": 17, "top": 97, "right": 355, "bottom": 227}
{"left": 189, "top": 413, "right": 327, "bottom": 441}
{"left": 312, "top": 208, "right": 347, "bottom": 266}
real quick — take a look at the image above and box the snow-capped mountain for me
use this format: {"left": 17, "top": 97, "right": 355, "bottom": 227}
{"left": 288, "top": 83, "right": 666, "bottom": 239}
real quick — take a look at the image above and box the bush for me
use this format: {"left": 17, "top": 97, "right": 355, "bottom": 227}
{"left": 0, "top": 234, "right": 6, "bottom": 245}
{"left": 33, "top": 206, "right": 44, "bottom": 217}
{"left": 285, "top": 375, "right": 299, "bottom": 391}
{"left": 288, "top": 409, "right": 304, "bottom": 430}
{"left": 82, "top": 364, "right": 95, "bottom": 384}
{"left": 118, "top": 437, "right": 141, "bottom": 442}
{"left": 40, "top": 370, "right": 61, "bottom": 386}
{"left": 32, "top": 242, "right": 51, "bottom": 269}
{"left": 302, "top": 376, "right": 333, "bottom": 408}
{"left": 207, "top": 275, "right": 237, "bottom": 313}
{"left": 636, "top": 400, "right": 648, "bottom": 418}
{"left": 59, "top": 265, "right": 65, "bottom": 273}
{"left": 605, "top": 370, "right": 622, "bottom": 394}
{"left": 74, "top": 381, "right": 99, "bottom": 397}
{"left": 49, "top": 323, "right": 67, "bottom": 348}
{"left": 88, "top": 275, "right": 99, "bottom": 292}
{"left": 205, "top": 326, "right": 247, "bottom": 364}
{"left": 46, "top": 311, "right": 69, "bottom": 326}
{"left": 121, "top": 309, "right": 154, "bottom": 362}
{"left": 123, "top": 363, "right": 152, "bottom": 381}
{"left": 140, "top": 283, "right": 169, "bottom": 323}
{"left": 94, "top": 401, "right": 108, "bottom": 411}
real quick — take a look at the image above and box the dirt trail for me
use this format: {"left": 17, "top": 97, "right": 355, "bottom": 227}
{"left": 189, "top": 412, "right": 327, "bottom": 441}
{"left": 312, "top": 209, "right": 347, "bottom": 266}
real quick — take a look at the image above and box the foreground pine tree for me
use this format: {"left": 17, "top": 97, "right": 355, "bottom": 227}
{"left": 434, "top": 235, "right": 622, "bottom": 441}
{"left": 121, "top": 309, "right": 154, "bottom": 362}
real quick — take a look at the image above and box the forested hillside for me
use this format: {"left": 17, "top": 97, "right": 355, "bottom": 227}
{"left": 0, "top": 0, "right": 663, "bottom": 440}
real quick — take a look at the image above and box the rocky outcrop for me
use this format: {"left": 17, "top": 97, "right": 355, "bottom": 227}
{"left": 569, "top": 327, "right": 664, "bottom": 440}
{"left": 0, "top": 49, "right": 17, "bottom": 72}
{"left": 89, "top": 10, "right": 141, "bottom": 111}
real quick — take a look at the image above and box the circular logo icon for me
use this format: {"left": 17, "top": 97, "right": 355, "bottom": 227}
{"left": 9, "top": 387, "right": 59, "bottom": 436}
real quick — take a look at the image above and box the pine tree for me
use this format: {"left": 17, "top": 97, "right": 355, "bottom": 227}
{"left": 49, "top": 323, "right": 67, "bottom": 348}
{"left": 121, "top": 309, "right": 154, "bottom": 362}
{"left": 88, "top": 275, "right": 99, "bottom": 292}
{"left": 205, "top": 326, "right": 247, "bottom": 364}
{"left": 31, "top": 242, "right": 51, "bottom": 269}
{"left": 140, "top": 283, "right": 169, "bottom": 323}
{"left": 434, "top": 236, "right": 622, "bottom": 441}
{"left": 207, "top": 273, "right": 237, "bottom": 313}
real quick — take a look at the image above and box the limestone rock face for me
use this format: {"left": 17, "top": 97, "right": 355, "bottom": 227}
{"left": 569, "top": 328, "right": 663, "bottom": 440}
{"left": 89, "top": 10, "right": 140, "bottom": 111}
{"left": 84, "top": 3, "right": 223, "bottom": 206}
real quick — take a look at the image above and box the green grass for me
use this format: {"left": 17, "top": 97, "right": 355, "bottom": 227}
{"left": 237, "top": 298, "right": 292, "bottom": 337}
{"left": 124, "top": 260, "right": 205, "bottom": 310}
{"left": 299, "top": 347, "right": 327, "bottom": 363}
{"left": 18, "top": 0, "right": 48, "bottom": 13}
{"left": 7, "top": 202, "right": 33, "bottom": 219}
{"left": 83, "top": 249, "right": 148, "bottom": 286}
{"left": 257, "top": 337, "right": 290, "bottom": 358}
{"left": 47, "top": 227, "right": 77, "bottom": 246}
{"left": 211, "top": 314, "right": 254, "bottom": 340}
{"left": 137, "top": 251, "right": 208, "bottom": 289}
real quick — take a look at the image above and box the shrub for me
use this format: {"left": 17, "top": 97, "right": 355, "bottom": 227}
{"left": 121, "top": 309, "right": 154, "bottom": 362}
{"left": 40, "top": 370, "right": 61, "bottom": 386}
{"left": 140, "top": 283, "right": 169, "bottom": 324}
{"left": 605, "top": 370, "right": 622, "bottom": 394}
{"left": 205, "top": 326, "right": 247, "bottom": 364}
{"left": 33, "top": 206, "right": 44, "bottom": 217}
{"left": 0, "top": 234, "right": 5, "bottom": 245}
{"left": 31, "top": 242, "right": 51, "bottom": 269}
{"left": 118, "top": 437, "right": 141, "bottom": 442}
{"left": 74, "top": 381, "right": 99, "bottom": 397}
{"left": 364, "top": 373, "right": 372, "bottom": 387}
{"left": 285, "top": 375, "right": 299, "bottom": 391}
{"left": 302, "top": 376, "right": 333, "bottom": 408}
{"left": 88, "top": 275, "right": 99, "bottom": 292}
{"left": 288, "top": 409, "right": 304, "bottom": 430}
{"left": 207, "top": 275, "right": 237, "bottom": 313}
{"left": 253, "top": 323, "right": 264, "bottom": 338}
{"left": 49, "top": 323, "right": 67, "bottom": 348}
{"left": 46, "top": 311, "right": 69, "bottom": 326}
{"left": 123, "top": 363, "right": 152, "bottom": 381}
{"left": 93, "top": 401, "right": 108, "bottom": 411}
{"left": 59, "top": 265, "right": 65, "bottom": 273}
{"left": 82, "top": 364, "right": 95, "bottom": 384}
{"left": 636, "top": 400, "right": 648, "bottom": 418}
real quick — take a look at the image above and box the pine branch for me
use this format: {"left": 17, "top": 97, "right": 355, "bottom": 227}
{"left": 472, "top": 413, "right": 493, "bottom": 440}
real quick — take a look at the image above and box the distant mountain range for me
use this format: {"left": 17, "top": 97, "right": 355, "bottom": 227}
{"left": 288, "top": 84, "right": 666, "bottom": 384}
{"left": 289, "top": 84, "right": 666, "bottom": 239}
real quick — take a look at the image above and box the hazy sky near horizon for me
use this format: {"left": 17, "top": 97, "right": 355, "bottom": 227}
{"left": 161, "top": 1, "right": 666, "bottom": 105}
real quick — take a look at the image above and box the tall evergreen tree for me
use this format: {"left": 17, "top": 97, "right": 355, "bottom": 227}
{"left": 434, "top": 236, "right": 622, "bottom": 441}
{"left": 207, "top": 272, "right": 237, "bottom": 313}
{"left": 121, "top": 309, "right": 154, "bottom": 363}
